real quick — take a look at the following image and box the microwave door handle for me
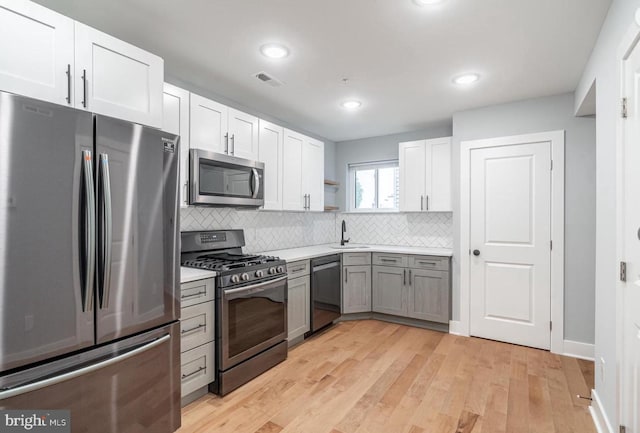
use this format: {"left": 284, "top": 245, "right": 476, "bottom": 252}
{"left": 99, "top": 154, "right": 113, "bottom": 309}
{"left": 81, "top": 150, "right": 95, "bottom": 312}
{"left": 251, "top": 168, "right": 260, "bottom": 199}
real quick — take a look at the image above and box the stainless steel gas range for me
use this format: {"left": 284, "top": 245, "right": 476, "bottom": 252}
{"left": 181, "top": 230, "right": 288, "bottom": 396}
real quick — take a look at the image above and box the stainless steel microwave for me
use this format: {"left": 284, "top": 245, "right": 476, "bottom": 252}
{"left": 189, "top": 149, "right": 265, "bottom": 207}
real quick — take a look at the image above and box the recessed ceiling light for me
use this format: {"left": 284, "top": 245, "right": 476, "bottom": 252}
{"left": 453, "top": 73, "right": 480, "bottom": 85}
{"left": 341, "top": 100, "right": 362, "bottom": 110}
{"left": 413, "top": 0, "right": 445, "bottom": 5}
{"left": 260, "top": 44, "right": 289, "bottom": 59}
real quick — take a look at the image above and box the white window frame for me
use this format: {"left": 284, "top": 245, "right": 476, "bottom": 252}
{"left": 348, "top": 160, "right": 400, "bottom": 213}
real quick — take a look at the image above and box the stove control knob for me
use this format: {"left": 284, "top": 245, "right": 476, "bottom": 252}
{"left": 268, "top": 267, "right": 277, "bottom": 275}
{"left": 255, "top": 270, "right": 264, "bottom": 278}
{"left": 231, "top": 275, "right": 240, "bottom": 284}
{"left": 241, "top": 273, "right": 250, "bottom": 281}
{"left": 277, "top": 266, "right": 285, "bottom": 273}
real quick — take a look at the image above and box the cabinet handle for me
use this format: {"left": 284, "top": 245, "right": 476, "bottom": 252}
{"left": 224, "top": 133, "right": 229, "bottom": 154}
{"left": 426, "top": 195, "right": 429, "bottom": 211}
{"left": 65, "top": 64, "right": 71, "bottom": 104}
{"left": 230, "top": 134, "right": 235, "bottom": 155}
{"left": 291, "top": 266, "right": 306, "bottom": 273}
{"left": 421, "top": 195, "right": 424, "bottom": 211}
{"left": 182, "top": 366, "right": 206, "bottom": 380}
{"left": 403, "top": 269, "right": 406, "bottom": 285}
{"left": 380, "top": 258, "right": 396, "bottom": 263}
{"left": 345, "top": 270, "right": 348, "bottom": 283}
{"left": 307, "top": 194, "right": 311, "bottom": 210}
{"left": 81, "top": 69, "right": 88, "bottom": 108}
{"left": 409, "top": 269, "right": 412, "bottom": 285}
{"left": 181, "top": 290, "right": 206, "bottom": 300}
{"left": 183, "top": 182, "right": 188, "bottom": 205}
{"left": 418, "top": 261, "right": 437, "bottom": 266}
{"left": 181, "top": 323, "right": 206, "bottom": 334}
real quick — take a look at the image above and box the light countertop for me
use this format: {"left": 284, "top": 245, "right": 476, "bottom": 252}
{"left": 261, "top": 244, "right": 453, "bottom": 262}
{"left": 180, "top": 267, "right": 217, "bottom": 284}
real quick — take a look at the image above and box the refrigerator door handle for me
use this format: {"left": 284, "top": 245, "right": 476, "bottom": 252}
{"left": 81, "top": 150, "right": 95, "bottom": 312}
{"left": 0, "top": 334, "right": 170, "bottom": 400}
{"left": 99, "top": 153, "right": 113, "bottom": 309}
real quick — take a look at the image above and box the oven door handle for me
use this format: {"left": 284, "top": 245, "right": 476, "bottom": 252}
{"left": 223, "top": 275, "right": 288, "bottom": 298}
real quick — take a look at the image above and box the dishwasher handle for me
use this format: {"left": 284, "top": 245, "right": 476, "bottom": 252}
{"left": 312, "top": 261, "right": 340, "bottom": 272}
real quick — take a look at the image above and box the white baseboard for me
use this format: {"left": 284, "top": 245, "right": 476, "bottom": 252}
{"left": 563, "top": 339, "right": 595, "bottom": 361}
{"left": 449, "top": 320, "right": 466, "bottom": 336}
{"left": 589, "top": 389, "right": 615, "bottom": 433}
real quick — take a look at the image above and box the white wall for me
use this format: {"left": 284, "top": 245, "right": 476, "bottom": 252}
{"left": 574, "top": 0, "right": 640, "bottom": 426}
{"left": 452, "top": 93, "right": 596, "bottom": 346}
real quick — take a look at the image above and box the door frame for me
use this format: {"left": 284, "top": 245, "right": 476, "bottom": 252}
{"left": 458, "top": 130, "right": 565, "bottom": 354}
{"left": 616, "top": 17, "right": 640, "bottom": 430}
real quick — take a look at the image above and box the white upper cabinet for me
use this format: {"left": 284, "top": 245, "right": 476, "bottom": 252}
{"left": 74, "top": 22, "right": 163, "bottom": 128}
{"left": 163, "top": 83, "right": 190, "bottom": 207}
{"left": 282, "top": 129, "right": 304, "bottom": 211}
{"left": 302, "top": 138, "right": 324, "bottom": 211}
{"left": 228, "top": 108, "right": 259, "bottom": 160}
{"left": 189, "top": 96, "right": 259, "bottom": 159}
{"left": 258, "top": 120, "right": 284, "bottom": 211}
{"left": 399, "top": 137, "right": 452, "bottom": 212}
{"left": 190, "top": 93, "right": 228, "bottom": 154}
{"left": 0, "top": 0, "right": 74, "bottom": 106}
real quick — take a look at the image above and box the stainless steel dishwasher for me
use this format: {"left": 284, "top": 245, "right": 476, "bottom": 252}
{"left": 309, "top": 254, "right": 342, "bottom": 334}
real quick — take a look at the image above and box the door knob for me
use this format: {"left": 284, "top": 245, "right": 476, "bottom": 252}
{"left": 473, "top": 250, "right": 481, "bottom": 256}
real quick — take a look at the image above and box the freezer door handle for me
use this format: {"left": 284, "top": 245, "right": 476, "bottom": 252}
{"left": 81, "top": 150, "right": 95, "bottom": 312}
{"left": 0, "top": 334, "right": 170, "bottom": 400}
{"left": 98, "top": 153, "right": 113, "bottom": 309}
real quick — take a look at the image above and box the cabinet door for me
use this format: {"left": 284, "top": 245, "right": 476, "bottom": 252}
{"left": 163, "top": 83, "right": 190, "bottom": 207}
{"left": 282, "top": 129, "right": 304, "bottom": 211}
{"left": 228, "top": 108, "right": 258, "bottom": 160}
{"left": 258, "top": 119, "right": 284, "bottom": 210}
{"left": 189, "top": 93, "right": 228, "bottom": 154}
{"left": 426, "top": 137, "right": 452, "bottom": 212}
{"left": 399, "top": 140, "right": 427, "bottom": 212}
{"left": 372, "top": 266, "right": 405, "bottom": 316}
{"left": 74, "top": 22, "right": 163, "bottom": 128}
{"left": 0, "top": 0, "right": 74, "bottom": 106}
{"left": 343, "top": 265, "right": 372, "bottom": 314}
{"left": 287, "top": 276, "right": 310, "bottom": 341}
{"left": 407, "top": 269, "right": 450, "bottom": 323}
{"left": 302, "top": 137, "right": 325, "bottom": 211}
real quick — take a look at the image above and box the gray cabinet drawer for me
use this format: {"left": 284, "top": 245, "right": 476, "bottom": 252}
{"left": 287, "top": 260, "right": 310, "bottom": 279}
{"left": 372, "top": 253, "right": 407, "bottom": 268}
{"left": 180, "top": 278, "right": 215, "bottom": 308}
{"left": 180, "top": 301, "right": 214, "bottom": 353}
{"left": 408, "top": 255, "right": 450, "bottom": 271}
{"left": 342, "top": 252, "right": 371, "bottom": 266}
{"left": 181, "top": 341, "right": 215, "bottom": 397}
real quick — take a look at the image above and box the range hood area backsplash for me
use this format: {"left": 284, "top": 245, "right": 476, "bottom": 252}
{"left": 180, "top": 208, "right": 453, "bottom": 253}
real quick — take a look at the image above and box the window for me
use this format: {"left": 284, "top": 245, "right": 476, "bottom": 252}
{"left": 349, "top": 161, "right": 400, "bottom": 211}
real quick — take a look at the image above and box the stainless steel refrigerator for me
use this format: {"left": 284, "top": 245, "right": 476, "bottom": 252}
{"left": 0, "top": 91, "right": 181, "bottom": 432}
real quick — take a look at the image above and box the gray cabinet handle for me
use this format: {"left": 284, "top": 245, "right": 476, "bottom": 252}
{"left": 426, "top": 195, "right": 429, "bottom": 211}
{"left": 66, "top": 64, "right": 71, "bottom": 104}
{"left": 230, "top": 134, "right": 235, "bottom": 155}
{"left": 291, "top": 266, "right": 306, "bottom": 273}
{"left": 224, "top": 133, "right": 229, "bottom": 154}
{"left": 409, "top": 269, "right": 412, "bottom": 285}
{"left": 182, "top": 366, "right": 206, "bottom": 380}
{"left": 81, "top": 69, "right": 88, "bottom": 108}
{"left": 421, "top": 195, "right": 424, "bottom": 211}
{"left": 345, "top": 269, "right": 348, "bottom": 283}
{"left": 403, "top": 269, "right": 406, "bottom": 285}
{"left": 181, "top": 323, "right": 206, "bottom": 334}
{"left": 181, "top": 291, "right": 206, "bottom": 300}
{"left": 183, "top": 182, "right": 188, "bottom": 205}
{"left": 380, "top": 258, "right": 396, "bottom": 262}
{"left": 418, "top": 261, "right": 437, "bottom": 266}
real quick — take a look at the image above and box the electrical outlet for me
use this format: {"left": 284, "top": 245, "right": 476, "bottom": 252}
{"left": 600, "top": 356, "right": 606, "bottom": 382}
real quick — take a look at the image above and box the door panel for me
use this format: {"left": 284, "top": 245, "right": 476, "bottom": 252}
{"left": 287, "top": 276, "right": 310, "bottom": 341}
{"left": 228, "top": 108, "right": 258, "bottom": 160}
{"left": 343, "top": 266, "right": 372, "bottom": 314}
{"left": 0, "top": 0, "right": 74, "bottom": 106}
{"left": 282, "top": 129, "right": 303, "bottom": 211}
{"left": 470, "top": 141, "right": 551, "bottom": 350}
{"left": 407, "top": 269, "right": 449, "bottom": 323}
{"left": 429, "top": 138, "right": 452, "bottom": 212}
{"left": 190, "top": 93, "right": 227, "bottom": 154}
{"left": 95, "top": 116, "right": 179, "bottom": 344}
{"left": 162, "top": 83, "right": 190, "bottom": 208}
{"left": 399, "top": 140, "right": 427, "bottom": 212}
{"left": 258, "top": 120, "right": 283, "bottom": 210}
{"left": 372, "top": 266, "right": 405, "bottom": 316}
{"left": 302, "top": 138, "right": 324, "bottom": 211}
{"left": 0, "top": 93, "right": 94, "bottom": 373}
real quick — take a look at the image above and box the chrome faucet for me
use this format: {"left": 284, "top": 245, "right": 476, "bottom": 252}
{"left": 341, "top": 220, "right": 350, "bottom": 246}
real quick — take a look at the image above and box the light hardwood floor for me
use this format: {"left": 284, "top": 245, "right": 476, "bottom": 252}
{"left": 179, "top": 320, "right": 595, "bottom": 433}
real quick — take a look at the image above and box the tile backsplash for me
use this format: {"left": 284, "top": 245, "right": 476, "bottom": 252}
{"left": 180, "top": 208, "right": 453, "bottom": 252}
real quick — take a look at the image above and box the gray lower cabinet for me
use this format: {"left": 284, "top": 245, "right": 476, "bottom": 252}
{"left": 287, "top": 275, "right": 310, "bottom": 341}
{"left": 407, "top": 268, "right": 450, "bottom": 323}
{"left": 343, "top": 265, "right": 372, "bottom": 314}
{"left": 372, "top": 266, "right": 405, "bottom": 316}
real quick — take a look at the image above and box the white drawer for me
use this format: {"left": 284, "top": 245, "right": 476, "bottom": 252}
{"left": 180, "top": 301, "right": 214, "bottom": 353}
{"left": 287, "top": 260, "right": 310, "bottom": 279}
{"left": 181, "top": 341, "right": 215, "bottom": 397}
{"left": 372, "top": 253, "right": 407, "bottom": 268}
{"left": 180, "top": 278, "right": 215, "bottom": 308}
{"left": 342, "top": 252, "right": 371, "bottom": 266}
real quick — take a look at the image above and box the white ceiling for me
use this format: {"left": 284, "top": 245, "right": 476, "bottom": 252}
{"left": 34, "top": 0, "right": 611, "bottom": 142}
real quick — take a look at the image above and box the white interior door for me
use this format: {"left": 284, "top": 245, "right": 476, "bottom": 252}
{"left": 621, "top": 35, "right": 640, "bottom": 433}
{"left": 469, "top": 141, "right": 552, "bottom": 350}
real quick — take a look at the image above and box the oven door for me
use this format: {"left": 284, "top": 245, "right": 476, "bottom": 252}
{"left": 220, "top": 276, "right": 287, "bottom": 371}
{"left": 190, "top": 149, "right": 264, "bottom": 207}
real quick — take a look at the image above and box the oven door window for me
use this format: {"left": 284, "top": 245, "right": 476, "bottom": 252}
{"left": 224, "top": 280, "right": 286, "bottom": 361}
{"left": 199, "top": 160, "right": 262, "bottom": 199}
